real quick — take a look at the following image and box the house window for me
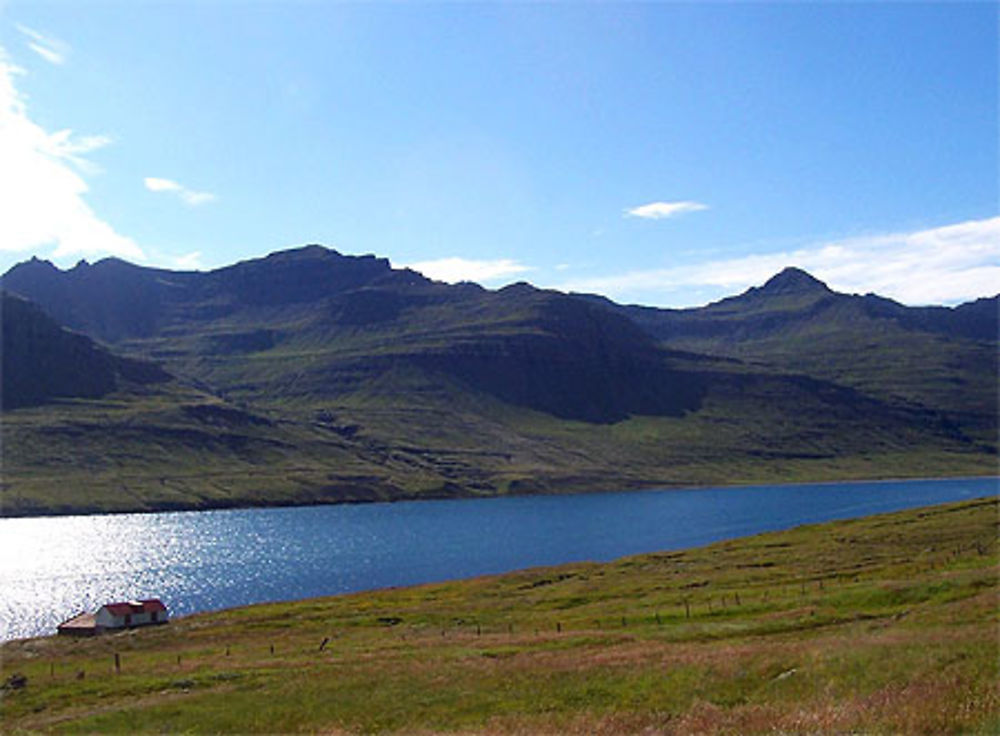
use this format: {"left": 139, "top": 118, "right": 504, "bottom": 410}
{"left": 125, "top": 614, "right": 131, "bottom": 626}
{"left": 151, "top": 611, "right": 158, "bottom": 622}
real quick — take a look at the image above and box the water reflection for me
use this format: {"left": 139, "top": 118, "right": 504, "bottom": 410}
{"left": 1, "top": 477, "right": 994, "bottom": 640}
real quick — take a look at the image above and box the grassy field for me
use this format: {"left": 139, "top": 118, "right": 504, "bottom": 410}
{"left": 3, "top": 367, "right": 995, "bottom": 517}
{"left": 2, "top": 496, "right": 997, "bottom": 734}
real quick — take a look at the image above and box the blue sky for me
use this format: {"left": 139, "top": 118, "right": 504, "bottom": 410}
{"left": 0, "top": 2, "right": 996, "bottom": 307}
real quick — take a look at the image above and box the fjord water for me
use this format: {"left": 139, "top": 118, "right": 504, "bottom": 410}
{"left": 2, "top": 477, "right": 995, "bottom": 641}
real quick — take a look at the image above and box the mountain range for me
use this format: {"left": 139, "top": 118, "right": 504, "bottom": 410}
{"left": 1, "top": 245, "right": 996, "bottom": 516}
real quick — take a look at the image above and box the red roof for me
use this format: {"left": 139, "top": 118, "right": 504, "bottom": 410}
{"left": 102, "top": 602, "right": 137, "bottom": 616}
{"left": 101, "top": 599, "right": 167, "bottom": 616}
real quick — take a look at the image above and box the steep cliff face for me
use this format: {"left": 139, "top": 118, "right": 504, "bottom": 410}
{"left": 3, "top": 248, "right": 705, "bottom": 423}
{"left": 0, "top": 246, "right": 404, "bottom": 342}
{"left": 1, "top": 257, "right": 190, "bottom": 341}
{"left": 5, "top": 251, "right": 995, "bottom": 428}
{"left": 1, "top": 293, "right": 170, "bottom": 409}
{"left": 599, "top": 268, "right": 998, "bottom": 440}
{"left": 209, "top": 246, "right": 398, "bottom": 306}
{"left": 1, "top": 248, "right": 995, "bottom": 517}
{"left": 399, "top": 289, "right": 706, "bottom": 423}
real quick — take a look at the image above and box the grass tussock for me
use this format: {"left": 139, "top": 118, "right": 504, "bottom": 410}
{"left": 1, "top": 496, "right": 997, "bottom": 734}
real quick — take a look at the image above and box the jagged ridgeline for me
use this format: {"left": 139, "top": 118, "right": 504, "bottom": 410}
{"left": 1, "top": 248, "right": 700, "bottom": 422}
{"left": 1, "top": 245, "right": 996, "bottom": 516}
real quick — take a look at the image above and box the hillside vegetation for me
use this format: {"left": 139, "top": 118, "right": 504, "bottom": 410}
{"left": 613, "top": 268, "right": 998, "bottom": 443}
{"left": 0, "top": 293, "right": 169, "bottom": 410}
{"left": 1, "top": 497, "right": 997, "bottom": 734}
{"left": 1, "top": 247, "right": 996, "bottom": 516}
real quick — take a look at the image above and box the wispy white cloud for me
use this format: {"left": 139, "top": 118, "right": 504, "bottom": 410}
{"left": 143, "top": 177, "right": 180, "bottom": 193}
{"left": 170, "top": 251, "right": 206, "bottom": 270}
{"left": 556, "top": 217, "right": 1000, "bottom": 307}
{"left": 404, "top": 257, "right": 531, "bottom": 285}
{"left": 16, "top": 25, "right": 70, "bottom": 66}
{"left": 144, "top": 176, "right": 217, "bottom": 206}
{"left": 0, "top": 48, "right": 143, "bottom": 262}
{"left": 625, "top": 200, "right": 708, "bottom": 220}
{"left": 45, "top": 129, "right": 113, "bottom": 174}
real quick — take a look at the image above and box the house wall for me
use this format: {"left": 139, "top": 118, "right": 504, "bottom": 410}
{"left": 94, "top": 606, "right": 168, "bottom": 629}
{"left": 95, "top": 608, "right": 126, "bottom": 629}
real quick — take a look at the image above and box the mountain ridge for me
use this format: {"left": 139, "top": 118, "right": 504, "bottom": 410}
{"left": 1, "top": 246, "right": 995, "bottom": 517}
{"left": 4, "top": 247, "right": 710, "bottom": 423}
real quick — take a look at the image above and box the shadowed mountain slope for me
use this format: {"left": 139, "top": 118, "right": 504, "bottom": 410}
{"left": 2, "top": 247, "right": 396, "bottom": 341}
{"left": 1, "top": 250, "right": 995, "bottom": 516}
{"left": 598, "top": 268, "right": 998, "bottom": 442}
{"left": 1, "top": 292, "right": 170, "bottom": 409}
{"left": 3, "top": 247, "right": 704, "bottom": 423}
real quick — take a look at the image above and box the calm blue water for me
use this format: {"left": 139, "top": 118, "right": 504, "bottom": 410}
{"left": 1, "top": 477, "right": 995, "bottom": 641}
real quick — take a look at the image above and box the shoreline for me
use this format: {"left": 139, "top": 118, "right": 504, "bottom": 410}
{"left": 2, "top": 497, "right": 996, "bottom": 736}
{"left": 2, "top": 472, "right": 997, "bottom": 521}
{"left": 2, "top": 480, "right": 996, "bottom": 643}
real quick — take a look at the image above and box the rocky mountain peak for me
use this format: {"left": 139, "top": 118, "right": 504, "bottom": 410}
{"left": 759, "top": 267, "right": 832, "bottom": 296}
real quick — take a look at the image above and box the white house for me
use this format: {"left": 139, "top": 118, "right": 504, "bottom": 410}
{"left": 93, "top": 599, "right": 169, "bottom": 630}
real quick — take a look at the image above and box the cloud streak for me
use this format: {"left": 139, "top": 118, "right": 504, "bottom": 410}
{"left": 625, "top": 200, "right": 708, "bottom": 220}
{"left": 144, "top": 177, "right": 217, "bottom": 206}
{"left": 16, "top": 25, "right": 70, "bottom": 66}
{"left": 556, "top": 217, "right": 1000, "bottom": 307}
{"left": 0, "top": 48, "right": 143, "bottom": 262}
{"left": 404, "top": 257, "right": 531, "bottom": 285}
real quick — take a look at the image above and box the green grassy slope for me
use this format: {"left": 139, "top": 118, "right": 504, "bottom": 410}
{"left": 3, "top": 357, "right": 992, "bottom": 516}
{"left": 2, "top": 497, "right": 996, "bottom": 734}
{"left": 616, "top": 269, "right": 998, "bottom": 444}
{"left": 2, "top": 252, "right": 996, "bottom": 516}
